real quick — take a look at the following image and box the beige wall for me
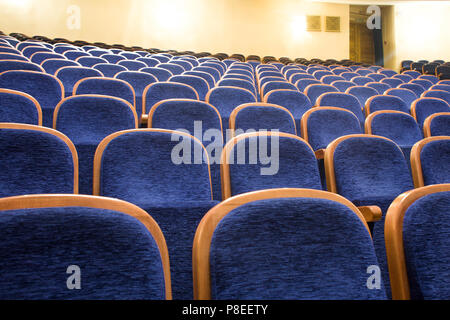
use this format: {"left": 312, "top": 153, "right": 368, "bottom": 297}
{"left": 393, "top": 2, "right": 450, "bottom": 70}
{"left": 0, "top": 0, "right": 350, "bottom": 60}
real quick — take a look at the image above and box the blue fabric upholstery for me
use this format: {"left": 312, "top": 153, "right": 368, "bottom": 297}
{"left": 419, "top": 139, "right": 450, "bottom": 185}
{"left": 306, "top": 108, "right": 362, "bottom": 151}
{"left": 352, "top": 77, "right": 373, "bottom": 86}
{"left": 0, "top": 127, "right": 75, "bottom": 196}
{"left": 0, "top": 71, "right": 63, "bottom": 127}
{"left": 331, "top": 80, "right": 356, "bottom": 92}
{"left": 431, "top": 84, "right": 450, "bottom": 93}
{"left": 0, "top": 60, "right": 43, "bottom": 73}
{"left": 76, "top": 57, "right": 108, "bottom": 68}
{"left": 169, "top": 75, "right": 209, "bottom": 100}
{"left": 184, "top": 71, "right": 215, "bottom": 89}
{"left": 100, "top": 54, "right": 126, "bottom": 64}
{"left": 120, "top": 52, "right": 141, "bottom": 60}
{"left": 89, "top": 49, "right": 110, "bottom": 57}
{"left": 56, "top": 67, "right": 103, "bottom": 96}
{"left": 207, "top": 86, "right": 256, "bottom": 131}
{"left": 380, "top": 78, "right": 403, "bottom": 88}
{"left": 157, "top": 63, "right": 184, "bottom": 75}
{"left": 385, "top": 88, "right": 418, "bottom": 109}
{"left": 143, "top": 82, "right": 198, "bottom": 114}
{"left": 379, "top": 70, "right": 397, "bottom": 77}
{"left": 63, "top": 50, "right": 91, "bottom": 60}
{"left": 317, "top": 92, "right": 365, "bottom": 128}
{"left": 41, "top": 59, "right": 80, "bottom": 75}
{"left": 414, "top": 98, "right": 450, "bottom": 128}
{"left": 322, "top": 75, "right": 345, "bottom": 85}
{"left": 74, "top": 78, "right": 135, "bottom": 107}
{"left": 265, "top": 89, "right": 312, "bottom": 125}
{"left": 209, "top": 197, "right": 386, "bottom": 299}
{"left": 115, "top": 71, "right": 158, "bottom": 117}
{"left": 192, "top": 66, "right": 220, "bottom": 82}
{"left": 346, "top": 86, "right": 378, "bottom": 110}
{"left": 290, "top": 73, "right": 315, "bottom": 84}
{"left": 30, "top": 53, "right": 65, "bottom": 65}
{"left": 332, "top": 68, "right": 350, "bottom": 76}
{"left": 427, "top": 113, "right": 450, "bottom": 136}
{"left": 170, "top": 60, "right": 193, "bottom": 71}
{"left": 0, "top": 53, "right": 29, "bottom": 61}
{"left": 366, "top": 82, "right": 391, "bottom": 94}
{"left": 0, "top": 47, "right": 21, "bottom": 55}
{"left": 393, "top": 74, "right": 414, "bottom": 83}
{"left": 296, "top": 79, "right": 321, "bottom": 92}
{"left": 369, "top": 111, "right": 422, "bottom": 161}
{"left": 305, "top": 84, "right": 338, "bottom": 105}
{"left": 356, "top": 69, "right": 372, "bottom": 76}
{"left": 261, "top": 81, "right": 296, "bottom": 98}
{"left": 233, "top": 104, "right": 296, "bottom": 135}
{"left": 97, "top": 130, "right": 217, "bottom": 299}
{"left": 218, "top": 79, "right": 256, "bottom": 97}
{"left": 22, "top": 47, "right": 53, "bottom": 58}
{"left": 332, "top": 136, "right": 414, "bottom": 297}
{"left": 402, "top": 191, "right": 450, "bottom": 299}
{"left": 55, "top": 95, "right": 137, "bottom": 194}
{"left": 313, "top": 70, "right": 334, "bottom": 81}
{"left": 226, "top": 135, "right": 322, "bottom": 196}
{"left": 118, "top": 60, "right": 147, "bottom": 71}
{"left": 418, "top": 75, "right": 439, "bottom": 84}
{"left": 399, "top": 83, "right": 426, "bottom": 97}
{"left": 201, "top": 62, "right": 225, "bottom": 76}
{"left": 259, "top": 77, "right": 285, "bottom": 89}
{"left": 422, "top": 90, "right": 450, "bottom": 105}
{"left": 140, "top": 67, "right": 172, "bottom": 81}
{"left": 136, "top": 57, "right": 160, "bottom": 67}
{"left": 0, "top": 206, "right": 166, "bottom": 299}
{"left": 53, "top": 46, "right": 78, "bottom": 55}
{"left": 149, "top": 99, "right": 222, "bottom": 200}
{"left": 0, "top": 90, "right": 40, "bottom": 125}
{"left": 367, "top": 95, "right": 409, "bottom": 114}
{"left": 411, "top": 79, "right": 433, "bottom": 90}
{"left": 341, "top": 72, "right": 360, "bottom": 81}
{"left": 367, "top": 73, "right": 387, "bottom": 82}
{"left": 259, "top": 71, "right": 283, "bottom": 79}
{"left": 151, "top": 55, "right": 170, "bottom": 63}
{"left": 93, "top": 63, "right": 127, "bottom": 77}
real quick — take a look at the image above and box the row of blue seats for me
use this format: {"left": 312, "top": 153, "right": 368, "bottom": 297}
{"left": 1, "top": 123, "right": 449, "bottom": 299}
{"left": 2, "top": 183, "right": 448, "bottom": 300}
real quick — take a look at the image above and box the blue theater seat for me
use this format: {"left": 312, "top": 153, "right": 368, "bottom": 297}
{"left": 0, "top": 123, "right": 78, "bottom": 196}
{"left": 93, "top": 63, "right": 127, "bottom": 77}
{"left": 423, "top": 112, "right": 450, "bottom": 137}
{"left": 41, "top": 59, "right": 80, "bottom": 75}
{"left": 169, "top": 75, "right": 210, "bottom": 100}
{"left": 384, "top": 88, "right": 418, "bottom": 109}
{"left": 93, "top": 129, "right": 218, "bottom": 299}
{"left": 0, "top": 194, "right": 171, "bottom": 299}
{"left": 55, "top": 66, "right": 103, "bottom": 96}
{"left": 0, "top": 88, "right": 42, "bottom": 125}
{"left": 411, "top": 97, "right": 450, "bottom": 129}
{"left": 365, "top": 95, "right": 410, "bottom": 116}
{"left": 193, "top": 188, "right": 386, "bottom": 299}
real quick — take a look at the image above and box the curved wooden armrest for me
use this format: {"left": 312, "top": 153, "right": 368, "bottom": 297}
{"left": 357, "top": 206, "right": 382, "bottom": 222}
{"left": 315, "top": 149, "right": 325, "bottom": 160}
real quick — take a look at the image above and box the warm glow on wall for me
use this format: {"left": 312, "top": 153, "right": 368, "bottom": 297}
{"left": 290, "top": 15, "right": 309, "bottom": 40}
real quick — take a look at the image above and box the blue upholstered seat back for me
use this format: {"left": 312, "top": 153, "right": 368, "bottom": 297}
{"left": 296, "top": 79, "right": 321, "bottom": 92}
{"left": 333, "top": 136, "right": 413, "bottom": 201}
{"left": 414, "top": 98, "right": 450, "bottom": 128}
{"left": 98, "top": 130, "right": 212, "bottom": 204}
{"left": 385, "top": 88, "right": 417, "bottom": 109}
{"left": 0, "top": 53, "right": 29, "bottom": 61}
{"left": 140, "top": 67, "right": 172, "bottom": 81}
{"left": 56, "top": 67, "right": 103, "bottom": 95}
{"left": 0, "top": 206, "right": 166, "bottom": 299}
{"left": 117, "top": 60, "right": 147, "bottom": 71}
{"left": 77, "top": 56, "right": 108, "bottom": 67}
{"left": 331, "top": 80, "right": 356, "bottom": 92}
{"left": 74, "top": 78, "right": 135, "bottom": 107}
{"left": 399, "top": 83, "right": 425, "bottom": 97}
{"left": 317, "top": 92, "right": 364, "bottom": 126}
{"left": 0, "top": 71, "right": 63, "bottom": 127}
{"left": 428, "top": 113, "right": 450, "bottom": 136}
{"left": 157, "top": 63, "right": 184, "bottom": 75}
{"left": 306, "top": 109, "right": 362, "bottom": 150}
{"left": 63, "top": 50, "right": 90, "bottom": 60}
{"left": 233, "top": 105, "right": 296, "bottom": 135}
{"left": 265, "top": 89, "right": 312, "bottom": 121}
{"left": 41, "top": 59, "right": 80, "bottom": 75}
{"left": 0, "top": 90, "right": 40, "bottom": 125}
{"left": 115, "top": 71, "right": 158, "bottom": 117}
{"left": 184, "top": 71, "right": 215, "bottom": 89}
{"left": 30, "top": 52, "right": 65, "bottom": 65}
{"left": 419, "top": 139, "right": 450, "bottom": 185}
{"left": 369, "top": 112, "right": 422, "bottom": 147}
{"left": 346, "top": 86, "right": 378, "bottom": 109}
{"left": 367, "top": 95, "right": 409, "bottom": 114}
{"left": 261, "top": 81, "right": 296, "bottom": 98}
{"left": 423, "top": 90, "right": 450, "bottom": 105}
{"left": 402, "top": 191, "right": 450, "bottom": 299}
{"left": 93, "top": 63, "right": 127, "bottom": 77}
{"left": 305, "top": 84, "right": 338, "bottom": 105}
{"left": 0, "top": 127, "right": 75, "bottom": 196}
{"left": 366, "top": 82, "right": 391, "bottom": 94}
{"left": 226, "top": 136, "right": 322, "bottom": 196}
{"left": 218, "top": 79, "right": 256, "bottom": 96}
{"left": 207, "top": 86, "right": 256, "bottom": 119}
{"left": 209, "top": 197, "right": 386, "bottom": 299}
{"left": 169, "top": 75, "right": 209, "bottom": 100}
{"left": 144, "top": 82, "right": 198, "bottom": 114}
{"left": 0, "top": 60, "right": 43, "bottom": 73}
{"left": 100, "top": 54, "right": 126, "bottom": 64}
